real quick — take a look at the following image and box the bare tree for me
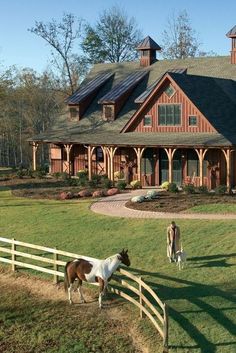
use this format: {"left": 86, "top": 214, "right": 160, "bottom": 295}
{"left": 82, "top": 6, "right": 142, "bottom": 64}
{"left": 161, "top": 10, "right": 201, "bottom": 59}
{"left": 29, "top": 13, "right": 87, "bottom": 94}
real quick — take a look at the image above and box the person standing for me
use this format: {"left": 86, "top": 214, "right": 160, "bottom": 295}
{"left": 167, "top": 221, "right": 181, "bottom": 262}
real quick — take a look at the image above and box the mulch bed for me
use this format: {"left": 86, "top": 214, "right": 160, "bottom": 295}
{"left": 125, "top": 192, "right": 236, "bottom": 213}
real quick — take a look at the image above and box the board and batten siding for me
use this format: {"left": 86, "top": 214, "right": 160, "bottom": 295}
{"left": 131, "top": 82, "right": 216, "bottom": 133}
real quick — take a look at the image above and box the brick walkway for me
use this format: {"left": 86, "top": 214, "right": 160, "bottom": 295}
{"left": 90, "top": 190, "right": 236, "bottom": 220}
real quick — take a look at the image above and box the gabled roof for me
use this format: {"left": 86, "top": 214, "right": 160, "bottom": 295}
{"left": 136, "top": 36, "right": 161, "bottom": 50}
{"left": 135, "top": 68, "right": 187, "bottom": 103}
{"left": 226, "top": 25, "right": 236, "bottom": 38}
{"left": 123, "top": 71, "right": 236, "bottom": 137}
{"left": 168, "top": 72, "right": 236, "bottom": 136}
{"left": 30, "top": 56, "right": 236, "bottom": 147}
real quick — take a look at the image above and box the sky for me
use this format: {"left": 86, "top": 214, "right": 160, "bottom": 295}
{"left": 0, "top": 0, "right": 236, "bottom": 73}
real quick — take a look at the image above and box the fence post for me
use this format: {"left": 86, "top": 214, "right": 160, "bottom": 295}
{"left": 139, "top": 276, "right": 145, "bottom": 318}
{"left": 53, "top": 248, "right": 58, "bottom": 284}
{"left": 11, "top": 238, "right": 16, "bottom": 272}
{"left": 163, "top": 303, "right": 169, "bottom": 353}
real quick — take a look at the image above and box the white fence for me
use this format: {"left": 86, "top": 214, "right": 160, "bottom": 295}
{"left": 0, "top": 236, "right": 169, "bottom": 352}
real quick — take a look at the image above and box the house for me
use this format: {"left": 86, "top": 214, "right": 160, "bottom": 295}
{"left": 30, "top": 26, "right": 236, "bottom": 189}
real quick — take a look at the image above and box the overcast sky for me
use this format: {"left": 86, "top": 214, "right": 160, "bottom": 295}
{"left": 0, "top": 0, "right": 235, "bottom": 72}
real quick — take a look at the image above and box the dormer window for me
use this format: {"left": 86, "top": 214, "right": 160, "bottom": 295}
{"left": 164, "top": 84, "right": 175, "bottom": 98}
{"left": 144, "top": 115, "right": 152, "bottom": 127}
{"left": 103, "top": 105, "right": 114, "bottom": 121}
{"left": 69, "top": 107, "right": 78, "bottom": 121}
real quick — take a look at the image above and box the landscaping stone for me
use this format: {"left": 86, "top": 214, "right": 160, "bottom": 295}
{"left": 78, "top": 190, "right": 92, "bottom": 197}
{"left": 107, "top": 188, "right": 119, "bottom": 196}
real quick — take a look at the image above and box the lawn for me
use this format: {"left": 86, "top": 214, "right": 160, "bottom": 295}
{"left": 0, "top": 183, "right": 236, "bottom": 353}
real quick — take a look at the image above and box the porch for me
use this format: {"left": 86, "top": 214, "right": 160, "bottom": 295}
{"left": 32, "top": 142, "right": 235, "bottom": 189}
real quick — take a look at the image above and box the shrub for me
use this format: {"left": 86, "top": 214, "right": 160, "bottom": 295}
{"left": 53, "top": 172, "right": 61, "bottom": 180}
{"left": 131, "top": 195, "right": 145, "bottom": 203}
{"left": 161, "top": 181, "right": 169, "bottom": 190}
{"left": 146, "top": 190, "right": 160, "bottom": 199}
{"left": 114, "top": 170, "right": 124, "bottom": 179}
{"left": 183, "top": 183, "right": 195, "bottom": 194}
{"left": 16, "top": 167, "right": 25, "bottom": 179}
{"left": 88, "top": 174, "right": 102, "bottom": 188}
{"left": 215, "top": 184, "right": 227, "bottom": 195}
{"left": 117, "top": 180, "right": 127, "bottom": 190}
{"left": 168, "top": 182, "right": 178, "bottom": 193}
{"left": 66, "top": 178, "right": 79, "bottom": 186}
{"left": 107, "top": 188, "right": 119, "bottom": 196}
{"left": 100, "top": 176, "right": 112, "bottom": 189}
{"left": 34, "top": 168, "right": 47, "bottom": 179}
{"left": 130, "top": 180, "right": 141, "bottom": 189}
{"left": 198, "top": 185, "right": 208, "bottom": 194}
{"left": 77, "top": 169, "right": 88, "bottom": 178}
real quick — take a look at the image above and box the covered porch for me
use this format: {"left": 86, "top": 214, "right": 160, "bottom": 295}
{"left": 32, "top": 141, "right": 235, "bottom": 189}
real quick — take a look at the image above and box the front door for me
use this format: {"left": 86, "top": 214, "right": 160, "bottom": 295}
{"left": 159, "top": 149, "right": 169, "bottom": 184}
{"left": 173, "top": 150, "right": 182, "bottom": 185}
{"left": 141, "top": 148, "right": 156, "bottom": 186}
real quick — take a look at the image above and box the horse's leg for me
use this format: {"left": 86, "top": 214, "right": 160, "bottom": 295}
{"left": 68, "top": 283, "right": 73, "bottom": 304}
{"left": 77, "top": 279, "right": 86, "bottom": 303}
{"left": 98, "top": 278, "right": 105, "bottom": 309}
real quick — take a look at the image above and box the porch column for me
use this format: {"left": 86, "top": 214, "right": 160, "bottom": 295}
{"left": 87, "top": 146, "right": 95, "bottom": 180}
{"left": 64, "top": 144, "right": 73, "bottom": 175}
{"left": 195, "top": 148, "right": 208, "bottom": 186}
{"left": 222, "top": 148, "right": 232, "bottom": 189}
{"left": 32, "top": 142, "right": 39, "bottom": 171}
{"left": 164, "top": 148, "right": 176, "bottom": 183}
{"left": 106, "top": 147, "right": 117, "bottom": 181}
{"left": 101, "top": 146, "right": 107, "bottom": 174}
{"left": 134, "top": 147, "right": 145, "bottom": 182}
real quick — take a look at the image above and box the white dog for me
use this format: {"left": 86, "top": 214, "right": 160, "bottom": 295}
{"left": 175, "top": 250, "right": 187, "bottom": 270}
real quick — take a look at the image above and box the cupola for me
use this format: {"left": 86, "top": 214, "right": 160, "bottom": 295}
{"left": 136, "top": 36, "right": 161, "bottom": 67}
{"left": 226, "top": 25, "right": 236, "bottom": 64}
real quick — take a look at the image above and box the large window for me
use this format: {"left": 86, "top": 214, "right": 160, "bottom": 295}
{"left": 158, "top": 104, "right": 181, "bottom": 125}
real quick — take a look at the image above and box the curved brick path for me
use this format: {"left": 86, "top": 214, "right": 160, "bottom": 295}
{"left": 90, "top": 190, "right": 236, "bottom": 220}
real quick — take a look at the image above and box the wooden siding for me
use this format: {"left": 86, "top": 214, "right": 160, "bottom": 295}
{"left": 128, "top": 80, "right": 216, "bottom": 133}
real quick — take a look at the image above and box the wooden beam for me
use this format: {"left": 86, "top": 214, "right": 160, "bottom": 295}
{"left": 222, "top": 148, "right": 232, "bottom": 189}
{"left": 64, "top": 144, "right": 73, "bottom": 175}
{"left": 32, "top": 142, "right": 39, "bottom": 171}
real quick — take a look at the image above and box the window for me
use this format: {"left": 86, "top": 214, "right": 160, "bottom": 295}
{"left": 189, "top": 115, "right": 197, "bottom": 126}
{"left": 143, "top": 115, "right": 152, "bottom": 127}
{"left": 96, "top": 147, "right": 104, "bottom": 162}
{"left": 104, "top": 106, "right": 113, "bottom": 120}
{"left": 164, "top": 84, "right": 175, "bottom": 98}
{"left": 158, "top": 104, "right": 181, "bottom": 125}
{"left": 70, "top": 107, "right": 78, "bottom": 120}
{"left": 142, "top": 50, "right": 149, "bottom": 57}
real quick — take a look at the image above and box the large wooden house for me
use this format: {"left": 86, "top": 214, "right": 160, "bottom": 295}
{"left": 31, "top": 26, "right": 236, "bottom": 189}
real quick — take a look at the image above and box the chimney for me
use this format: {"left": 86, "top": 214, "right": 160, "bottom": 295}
{"left": 226, "top": 25, "right": 236, "bottom": 64}
{"left": 136, "top": 36, "right": 161, "bottom": 67}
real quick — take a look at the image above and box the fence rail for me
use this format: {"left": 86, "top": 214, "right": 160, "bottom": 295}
{"left": 0, "top": 236, "right": 168, "bottom": 352}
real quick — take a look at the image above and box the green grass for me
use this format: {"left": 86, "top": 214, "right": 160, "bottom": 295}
{"left": 0, "top": 273, "right": 137, "bottom": 353}
{"left": 1, "top": 187, "right": 236, "bottom": 353}
{"left": 188, "top": 203, "right": 236, "bottom": 213}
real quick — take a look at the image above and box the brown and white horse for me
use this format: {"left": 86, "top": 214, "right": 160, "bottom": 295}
{"left": 64, "top": 249, "right": 130, "bottom": 308}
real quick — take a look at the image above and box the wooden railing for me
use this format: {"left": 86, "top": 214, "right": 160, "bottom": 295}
{"left": 0, "top": 237, "right": 168, "bottom": 352}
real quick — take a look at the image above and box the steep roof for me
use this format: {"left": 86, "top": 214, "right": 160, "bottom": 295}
{"left": 30, "top": 56, "right": 236, "bottom": 147}
{"left": 136, "top": 36, "right": 161, "bottom": 50}
{"left": 226, "top": 25, "right": 236, "bottom": 37}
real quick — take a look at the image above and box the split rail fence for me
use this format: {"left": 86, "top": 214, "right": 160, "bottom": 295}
{"left": 0, "top": 236, "right": 168, "bottom": 352}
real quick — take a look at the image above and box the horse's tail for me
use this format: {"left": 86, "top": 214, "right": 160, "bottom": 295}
{"left": 64, "top": 261, "right": 71, "bottom": 292}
